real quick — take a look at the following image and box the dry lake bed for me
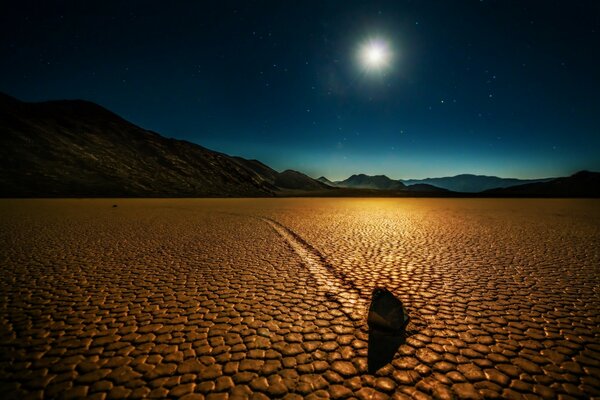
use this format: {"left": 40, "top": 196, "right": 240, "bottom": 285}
{"left": 1, "top": 198, "right": 599, "bottom": 400}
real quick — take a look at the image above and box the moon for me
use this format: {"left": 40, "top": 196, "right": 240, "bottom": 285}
{"left": 358, "top": 38, "right": 392, "bottom": 72}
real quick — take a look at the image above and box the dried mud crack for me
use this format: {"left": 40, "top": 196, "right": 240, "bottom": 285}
{"left": 0, "top": 198, "right": 599, "bottom": 400}
{"left": 260, "top": 217, "right": 368, "bottom": 324}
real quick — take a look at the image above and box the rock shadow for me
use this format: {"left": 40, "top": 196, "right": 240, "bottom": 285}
{"left": 367, "top": 287, "right": 412, "bottom": 374}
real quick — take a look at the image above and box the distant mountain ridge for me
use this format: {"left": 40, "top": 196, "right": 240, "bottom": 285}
{"left": 401, "top": 174, "right": 554, "bottom": 193}
{"left": 320, "top": 173, "right": 555, "bottom": 193}
{"left": 317, "top": 176, "right": 335, "bottom": 186}
{"left": 317, "top": 174, "right": 448, "bottom": 193}
{"left": 319, "top": 171, "right": 599, "bottom": 196}
{"left": 0, "top": 93, "right": 329, "bottom": 197}
{"left": 483, "top": 171, "right": 600, "bottom": 197}
{"left": 338, "top": 174, "right": 406, "bottom": 190}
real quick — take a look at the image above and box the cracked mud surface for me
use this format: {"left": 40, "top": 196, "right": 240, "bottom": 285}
{"left": 1, "top": 198, "right": 599, "bottom": 399}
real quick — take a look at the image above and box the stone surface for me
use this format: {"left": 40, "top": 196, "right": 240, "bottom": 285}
{"left": 0, "top": 198, "right": 599, "bottom": 399}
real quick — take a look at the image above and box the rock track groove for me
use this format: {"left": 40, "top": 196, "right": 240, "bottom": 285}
{"left": 261, "top": 217, "right": 368, "bottom": 324}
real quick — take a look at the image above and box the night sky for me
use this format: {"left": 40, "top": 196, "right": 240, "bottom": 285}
{"left": 1, "top": 1, "right": 599, "bottom": 180}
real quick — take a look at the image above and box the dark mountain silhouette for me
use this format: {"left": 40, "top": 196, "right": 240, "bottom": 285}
{"left": 401, "top": 174, "right": 554, "bottom": 193}
{"left": 274, "top": 170, "right": 330, "bottom": 191}
{"left": 404, "top": 183, "right": 449, "bottom": 192}
{"left": 327, "top": 174, "right": 448, "bottom": 193}
{"left": 483, "top": 171, "right": 600, "bottom": 197}
{"left": 0, "top": 93, "right": 328, "bottom": 197}
{"left": 336, "top": 174, "right": 406, "bottom": 190}
{"left": 324, "top": 174, "right": 451, "bottom": 195}
{"left": 317, "top": 176, "right": 336, "bottom": 186}
{"left": 231, "top": 158, "right": 330, "bottom": 191}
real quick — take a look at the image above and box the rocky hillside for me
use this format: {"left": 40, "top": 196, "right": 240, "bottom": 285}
{"left": 0, "top": 93, "right": 328, "bottom": 197}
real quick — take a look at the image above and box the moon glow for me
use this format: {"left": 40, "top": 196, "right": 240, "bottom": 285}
{"left": 358, "top": 38, "right": 392, "bottom": 71}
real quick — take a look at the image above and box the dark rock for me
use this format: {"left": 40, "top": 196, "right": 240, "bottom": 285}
{"left": 367, "top": 288, "right": 410, "bottom": 373}
{"left": 367, "top": 288, "right": 409, "bottom": 331}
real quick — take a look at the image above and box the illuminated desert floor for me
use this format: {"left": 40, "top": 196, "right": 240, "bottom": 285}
{"left": 1, "top": 198, "right": 599, "bottom": 400}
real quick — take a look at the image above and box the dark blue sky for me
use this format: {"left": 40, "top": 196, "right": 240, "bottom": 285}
{"left": 1, "top": 1, "right": 599, "bottom": 179}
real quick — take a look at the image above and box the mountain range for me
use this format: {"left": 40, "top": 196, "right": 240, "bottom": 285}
{"left": 322, "top": 174, "right": 406, "bottom": 190}
{"left": 1, "top": 93, "right": 597, "bottom": 198}
{"left": 0, "top": 93, "right": 329, "bottom": 197}
{"left": 319, "top": 174, "right": 555, "bottom": 193}
{"left": 401, "top": 175, "right": 554, "bottom": 193}
{"left": 483, "top": 170, "right": 600, "bottom": 197}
